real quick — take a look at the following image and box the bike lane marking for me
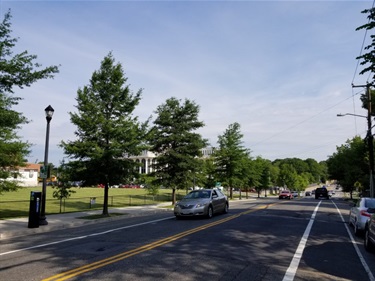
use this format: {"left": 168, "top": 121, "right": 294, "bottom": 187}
{"left": 282, "top": 200, "right": 321, "bottom": 281}
{"left": 283, "top": 200, "right": 375, "bottom": 281}
{"left": 332, "top": 201, "right": 375, "bottom": 281}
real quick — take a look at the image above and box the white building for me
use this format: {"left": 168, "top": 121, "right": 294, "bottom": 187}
{"left": 129, "top": 147, "right": 215, "bottom": 175}
{"left": 7, "top": 163, "right": 41, "bottom": 187}
{"left": 129, "top": 150, "right": 157, "bottom": 174}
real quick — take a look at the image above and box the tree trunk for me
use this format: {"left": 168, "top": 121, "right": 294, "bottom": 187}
{"left": 172, "top": 188, "right": 176, "bottom": 205}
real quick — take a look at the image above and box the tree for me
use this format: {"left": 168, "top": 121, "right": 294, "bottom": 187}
{"left": 201, "top": 157, "right": 217, "bottom": 189}
{"left": 60, "top": 53, "right": 147, "bottom": 216}
{"left": 356, "top": 9, "right": 375, "bottom": 115}
{"left": 277, "top": 163, "right": 298, "bottom": 190}
{"left": 272, "top": 158, "right": 326, "bottom": 188}
{"left": 0, "top": 10, "right": 59, "bottom": 194}
{"left": 326, "top": 136, "right": 368, "bottom": 199}
{"left": 149, "top": 97, "right": 207, "bottom": 205}
{"left": 305, "top": 158, "right": 324, "bottom": 183}
{"left": 52, "top": 160, "right": 76, "bottom": 213}
{"left": 356, "top": 8, "right": 375, "bottom": 84}
{"left": 214, "top": 122, "right": 250, "bottom": 199}
{"left": 246, "top": 157, "right": 266, "bottom": 198}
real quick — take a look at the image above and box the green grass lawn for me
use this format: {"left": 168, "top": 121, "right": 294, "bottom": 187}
{"left": 0, "top": 186, "right": 187, "bottom": 219}
{"left": 0, "top": 186, "right": 173, "bottom": 201}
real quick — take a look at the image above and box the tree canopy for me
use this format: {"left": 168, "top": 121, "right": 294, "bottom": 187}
{"left": 0, "top": 10, "right": 59, "bottom": 194}
{"left": 326, "top": 136, "right": 368, "bottom": 198}
{"left": 356, "top": 8, "right": 375, "bottom": 84}
{"left": 149, "top": 97, "right": 207, "bottom": 204}
{"left": 214, "top": 122, "right": 250, "bottom": 199}
{"left": 60, "top": 52, "right": 147, "bottom": 215}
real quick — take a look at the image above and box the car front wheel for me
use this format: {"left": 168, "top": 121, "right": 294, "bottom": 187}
{"left": 223, "top": 203, "right": 229, "bottom": 214}
{"left": 207, "top": 205, "right": 213, "bottom": 219}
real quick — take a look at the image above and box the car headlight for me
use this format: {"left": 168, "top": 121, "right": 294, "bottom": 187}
{"left": 195, "top": 202, "right": 207, "bottom": 208}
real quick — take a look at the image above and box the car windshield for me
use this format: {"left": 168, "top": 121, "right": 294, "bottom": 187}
{"left": 365, "top": 198, "right": 375, "bottom": 208}
{"left": 185, "top": 190, "right": 211, "bottom": 199}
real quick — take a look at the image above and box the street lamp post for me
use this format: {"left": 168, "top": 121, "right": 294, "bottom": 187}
{"left": 39, "top": 105, "right": 54, "bottom": 225}
{"left": 337, "top": 112, "right": 374, "bottom": 198}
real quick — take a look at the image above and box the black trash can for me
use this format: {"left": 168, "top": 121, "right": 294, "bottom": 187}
{"left": 28, "top": 191, "right": 41, "bottom": 228}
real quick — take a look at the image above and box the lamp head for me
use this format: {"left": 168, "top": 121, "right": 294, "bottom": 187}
{"left": 45, "top": 105, "right": 54, "bottom": 121}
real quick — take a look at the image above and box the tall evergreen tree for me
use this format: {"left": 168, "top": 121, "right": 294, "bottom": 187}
{"left": 149, "top": 97, "right": 207, "bottom": 204}
{"left": 214, "top": 122, "right": 250, "bottom": 199}
{"left": 60, "top": 53, "right": 147, "bottom": 216}
{"left": 0, "top": 10, "right": 59, "bottom": 193}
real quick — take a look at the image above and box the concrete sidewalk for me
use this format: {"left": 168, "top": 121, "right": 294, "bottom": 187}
{"left": 0, "top": 202, "right": 173, "bottom": 240}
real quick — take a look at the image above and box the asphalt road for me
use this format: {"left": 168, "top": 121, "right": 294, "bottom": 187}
{"left": 1, "top": 195, "right": 374, "bottom": 281}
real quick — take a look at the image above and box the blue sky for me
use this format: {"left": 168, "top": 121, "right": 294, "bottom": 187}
{"left": 1, "top": 0, "right": 373, "bottom": 165}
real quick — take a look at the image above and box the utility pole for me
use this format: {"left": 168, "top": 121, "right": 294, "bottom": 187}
{"left": 352, "top": 83, "right": 374, "bottom": 198}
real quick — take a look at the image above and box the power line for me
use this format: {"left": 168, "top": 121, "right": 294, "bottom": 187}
{"left": 251, "top": 90, "right": 363, "bottom": 148}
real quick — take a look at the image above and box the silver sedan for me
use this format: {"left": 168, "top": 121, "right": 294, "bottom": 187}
{"left": 174, "top": 189, "right": 229, "bottom": 219}
{"left": 349, "top": 197, "right": 375, "bottom": 235}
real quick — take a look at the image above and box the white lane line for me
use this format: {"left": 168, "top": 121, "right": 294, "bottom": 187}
{"left": 332, "top": 201, "right": 375, "bottom": 281}
{"left": 282, "top": 201, "right": 321, "bottom": 281}
{"left": 0, "top": 217, "right": 173, "bottom": 256}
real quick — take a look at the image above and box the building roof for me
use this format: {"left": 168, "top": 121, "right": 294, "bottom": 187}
{"left": 23, "top": 163, "right": 41, "bottom": 170}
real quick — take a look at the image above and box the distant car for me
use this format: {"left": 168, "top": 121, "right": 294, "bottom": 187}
{"left": 174, "top": 189, "right": 228, "bottom": 219}
{"left": 291, "top": 191, "right": 299, "bottom": 198}
{"left": 315, "top": 187, "right": 329, "bottom": 199}
{"left": 349, "top": 197, "right": 375, "bottom": 235}
{"left": 279, "top": 190, "right": 293, "bottom": 200}
{"left": 305, "top": 191, "right": 311, "bottom": 196}
{"left": 364, "top": 213, "right": 375, "bottom": 252}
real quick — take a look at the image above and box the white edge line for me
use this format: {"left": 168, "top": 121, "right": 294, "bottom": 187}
{"left": 0, "top": 217, "right": 173, "bottom": 256}
{"left": 332, "top": 201, "right": 375, "bottom": 281}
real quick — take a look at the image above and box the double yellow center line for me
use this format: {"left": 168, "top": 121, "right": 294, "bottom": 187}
{"left": 44, "top": 203, "right": 271, "bottom": 281}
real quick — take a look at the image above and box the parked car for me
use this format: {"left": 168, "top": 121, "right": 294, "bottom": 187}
{"left": 174, "top": 189, "right": 228, "bottom": 219}
{"left": 315, "top": 187, "right": 329, "bottom": 199}
{"left": 305, "top": 191, "right": 311, "bottom": 196}
{"left": 291, "top": 191, "right": 299, "bottom": 198}
{"left": 364, "top": 213, "right": 375, "bottom": 252}
{"left": 349, "top": 197, "right": 375, "bottom": 236}
{"left": 279, "top": 190, "right": 293, "bottom": 200}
